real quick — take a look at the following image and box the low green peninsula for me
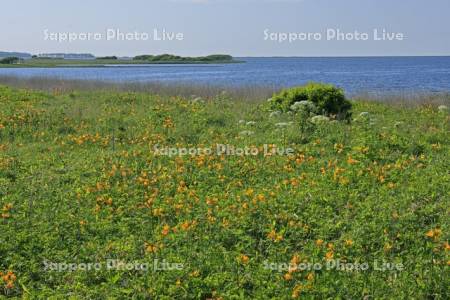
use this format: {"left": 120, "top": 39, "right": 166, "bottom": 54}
{"left": 0, "top": 53, "right": 241, "bottom": 68}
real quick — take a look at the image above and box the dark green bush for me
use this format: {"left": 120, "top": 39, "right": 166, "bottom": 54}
{"left": 133, "top": 55, "right": 154, "bottom": 60}
{"left": 96, "top": 56, "right": 117, "bottom": 60}
{"left": 0, "top": 57, "right": 20, "bottom": 64}
{"left": 269, "top": 82, "right": 352, "bottom": 120}
{"left": 132, "top": 54, "right": 233, "bottom": 62}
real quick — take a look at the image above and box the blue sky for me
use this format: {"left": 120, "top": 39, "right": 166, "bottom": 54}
{"left": 1, "top": 0, "right": 449, "bottom": 56}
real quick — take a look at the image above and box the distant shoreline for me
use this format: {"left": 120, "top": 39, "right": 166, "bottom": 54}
{"left": 0, "top": 59, "right": 243, "bottom": 68}
{"left": 0, "top": 53, "right": 243, "bottom": 68}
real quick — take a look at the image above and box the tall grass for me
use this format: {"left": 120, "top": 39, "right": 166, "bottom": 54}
{"left": 0, "top": 75, "right": 275, "bottom": 102}
{"left": 353, "top": 91, "right": 450, "bottom": 107}
{"left": 1, "top": 75, "right": 449, "bottom": 107}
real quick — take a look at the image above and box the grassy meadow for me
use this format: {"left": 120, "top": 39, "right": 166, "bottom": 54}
{"left": 0, "top": 83, "right": 449, "bottom": 298}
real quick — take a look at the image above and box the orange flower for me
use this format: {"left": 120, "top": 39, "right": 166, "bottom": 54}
{"left": 145, "top": 243, "right": 159, "bottom": 253}
{"left": 344, "top": 239, "right": 354, "bottom": 247}
{"left": 181, "top": 221, "right": 191, "bottom": 231}
{"left": 426, "top": 228, "right": 442, "bottom": 239}
{"left": 267, "top": 230, "right": 277, "bottom": 240}
{"left": 267, "top": 229, "right": 283, "bottom": 242}
{"left": 284, "top": 273, "right": 293, "bottom": 280}
{"left": 444, "top": 242, "right": 450, "bottom": 251}
{"left": 5, "top": 280, "right": 14, "bottom": 289}
{"left": 292, "top": 284, "right": 302, "bottom": 298}
{"left": 1, "top": 271, "right": 16, "bottom": 287}
{"left": 325, "top": 251, "right": 334, "bottom": 260}
{"left": 239, "top": 254, "right": 249, "bottom": 264}
{"left": 244, "top": 188, "right": 254, "bottom": 197}
{"left": 316, "top": 239, "right": 324, "bottom": 246}
{"left": 7, "top": 271, "right": 15, "bottom": 281}
{"left": 347, "top": 156, "right": 359, "bottom": 164}
{"left": 333, "top": 167, "right": 345, "bottom": 180}
{"left": 290, "top": 254, "right": 300, "bottom": 266}
{"left": 162, "top": 224, "right": 171, "bottom": 236}
{"left": 2, "top": 203, "right": 12, "bottom": 211}
{"left": 256, "top": 194, "right": 265, "bottom": 201}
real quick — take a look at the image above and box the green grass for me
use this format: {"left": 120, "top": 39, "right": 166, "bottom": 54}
{"left": 0, "top": 85, "right": 448, "bottom": 298}
{"left": 0, "top": 58, "right": 241, "bottom": 68}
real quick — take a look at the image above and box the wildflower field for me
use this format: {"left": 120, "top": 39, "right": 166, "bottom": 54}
{"left": 0, "top": 84, "right": 449, "bottom": 298}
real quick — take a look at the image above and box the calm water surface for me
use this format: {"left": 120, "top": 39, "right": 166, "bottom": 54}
{"left": 1, "top": 57, "right": 449, "bottom": 95}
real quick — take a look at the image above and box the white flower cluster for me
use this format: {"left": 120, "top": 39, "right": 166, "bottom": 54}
{"left": 275, "top": 122, "right": 293, "bottom": 128}
{"left": 191, "top": 97, "right": 205, "bottom": 104}
{"left": 290, "top": 101, "right": 316, "bottom": 113}
{"left": 290, "top": 101, "right": 331, "bottom": 124}
{"left": 438, "top": 105, "right": 448, "bottom": 113}
{"left": 269, "top": 111, "right": 282, "bottom": 118}
{"left": 310, "top": 115, "right": 330, "bottom": 124}
{"left": 359, "top": 112, "right": 370, "bottom": 118}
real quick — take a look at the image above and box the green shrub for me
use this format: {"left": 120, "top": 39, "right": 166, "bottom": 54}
{"left": 132, "top": 54, "right": 233, "bottom": 62}
{"left": 269, "top": 82, "right": 352, "bottom": 120}
{"left": 96, "top": 56, "right": 117, "bottom": 60}
{"left": 0, "top": 56, "right": 20, "bottom": 64}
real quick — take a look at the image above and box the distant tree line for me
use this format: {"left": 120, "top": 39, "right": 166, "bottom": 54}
{"left": 96, "top": 56, "right": 118, "bottom": 60}
{"left": 133, "top": 54, "right": 233, "bottom": 62}
{"left": 0, "top": 57, "right": 20, "bottom": 64}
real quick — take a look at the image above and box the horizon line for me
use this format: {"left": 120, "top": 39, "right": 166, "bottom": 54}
{"left": 1, "top": 50, "right": 450, "bottom": 59}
